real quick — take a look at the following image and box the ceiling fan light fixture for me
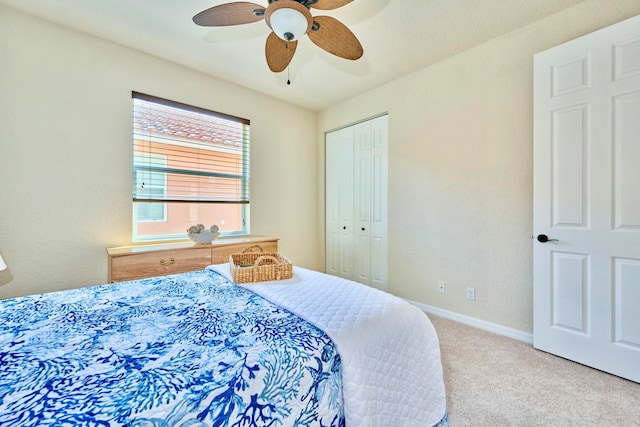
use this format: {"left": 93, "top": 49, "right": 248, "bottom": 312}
{"left": 266, "top": 1, "right": 312, "bottom": 42}
{"left": 270, "top": 8, "right": 307, "bottom": 41}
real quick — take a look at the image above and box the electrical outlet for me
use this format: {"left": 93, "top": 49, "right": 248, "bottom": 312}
{"left": 438, "top": 281, "right": 445, "bottom": 293}
{"left": 466, "top": 287, "right": 476, "bottom": 301}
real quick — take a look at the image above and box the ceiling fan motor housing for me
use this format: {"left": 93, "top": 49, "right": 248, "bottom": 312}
{"left": 265, "top": 0, "right": 313, "bottom": 41}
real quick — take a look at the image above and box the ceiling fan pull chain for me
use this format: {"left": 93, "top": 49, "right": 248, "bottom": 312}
{"left": 285, "top": 41, "right": 291, "bottom": 85}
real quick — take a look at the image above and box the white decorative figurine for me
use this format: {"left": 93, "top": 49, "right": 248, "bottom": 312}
{"left": 187, "top": 224, "right": 220, "bottom": 245}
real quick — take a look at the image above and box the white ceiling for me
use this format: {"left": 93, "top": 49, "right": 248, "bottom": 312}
{"left": 0, "top": 0, "right": 587, "bottom": 111}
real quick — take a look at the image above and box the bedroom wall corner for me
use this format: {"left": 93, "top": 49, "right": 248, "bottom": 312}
{"left": 317, "top": 0, "right": 640, "bottom": 334}
{"left": 0, "top": 5, "right": 321, "bottom": 299}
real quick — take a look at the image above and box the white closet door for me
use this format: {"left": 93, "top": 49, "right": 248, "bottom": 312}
{"left": 369, "top": 115, "right": 388, "bottom": 291}
{"left": 325, "top": 115, "right": 388, "bottom": 290}
{"left": 326, "top": 126, "right": 355, "bottom": 281}
{"left": 354, "top": 120, "right": 372, "bottom": 286}
{"left": 533, "top": 14, "right": 640, "bottom": 383}
{"left": 325, "top": 129, "right": 341, "bottom": 277}
{"left": 338, "top": 127, "right": 356, "bottom": 281}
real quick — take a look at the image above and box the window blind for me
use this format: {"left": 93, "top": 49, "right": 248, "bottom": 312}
{"left": 132, "top": 92, "right": 250, "bottom": 204}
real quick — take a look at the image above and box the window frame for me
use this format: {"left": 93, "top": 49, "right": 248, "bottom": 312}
{"left": 131, "top": 92, "right": 250, "bottom": 242}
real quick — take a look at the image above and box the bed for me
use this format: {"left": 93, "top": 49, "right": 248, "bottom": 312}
{"left": 0, "top": 264, "right": 448, "bottom": 426}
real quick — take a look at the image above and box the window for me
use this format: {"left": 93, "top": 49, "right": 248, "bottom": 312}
{"left": 132, "top": 92, "right": 250, "bottom": 242}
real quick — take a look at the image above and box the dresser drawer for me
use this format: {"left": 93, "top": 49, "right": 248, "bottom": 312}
{"left": 210, "top": 241, "right": 279, "bottom": 264}
{"left": 107, "top": 237, "right": 279, "bottom": 282}
{"left": 109, "top": 248, "right": 211, "bottom": 282}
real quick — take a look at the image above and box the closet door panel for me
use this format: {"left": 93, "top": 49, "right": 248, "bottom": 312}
{"left": 370, "top": 115, "right": 388, "bottom": 290}
{"left": 325, "top": 131, "right": 341, "bottom": 276}
{"left": 338, "top": 128, "right": 355, "bottom": 280}
{"left": 354, "top": 120, "right": 372, "bottom": 285}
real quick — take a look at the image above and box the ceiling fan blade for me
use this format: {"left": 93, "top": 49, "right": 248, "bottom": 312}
{"left": 307, "top": 16, "right": 363, "bottom": 60}
{"left": 265, "top": 32, "right": 298, "bottom": 72}
{"left": 193, "top": 2, "right": 265, "bottom": 26}
{"left": 311, "top": 0, "right": 353, "bottom": 10}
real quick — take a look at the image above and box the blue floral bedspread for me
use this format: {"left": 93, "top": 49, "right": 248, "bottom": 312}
{"left": 0, "top": 270, "right": 344, "bottom": 426}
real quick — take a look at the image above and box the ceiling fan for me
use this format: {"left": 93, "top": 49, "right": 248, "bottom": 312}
{"left": 193, "top": 0, "right": 363, "bottom": 73}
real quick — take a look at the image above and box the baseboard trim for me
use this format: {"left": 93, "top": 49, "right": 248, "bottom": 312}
{"left": 405, "top": 299, "right": 533, "bottom": 344}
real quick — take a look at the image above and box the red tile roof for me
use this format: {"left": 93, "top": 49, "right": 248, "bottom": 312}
{"left": 133, "top": 100, "right": 244, "bottom": 148}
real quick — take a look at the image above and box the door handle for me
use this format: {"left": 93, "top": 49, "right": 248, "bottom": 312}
{"left": 537, "top": 234, "right": 558, "bottom": 243}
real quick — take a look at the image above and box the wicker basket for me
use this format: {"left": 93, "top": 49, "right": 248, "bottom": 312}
{"left": 229, "top": 251, "right": 293, "bottom": 284}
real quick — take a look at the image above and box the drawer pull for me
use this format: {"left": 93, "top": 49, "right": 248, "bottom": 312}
{"left": 160, "top": 258, "right": 176, "bottom": 266}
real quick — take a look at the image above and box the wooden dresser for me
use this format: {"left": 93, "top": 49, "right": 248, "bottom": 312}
{"left": 107, "top": 237, "right": 278, "bottom": 282}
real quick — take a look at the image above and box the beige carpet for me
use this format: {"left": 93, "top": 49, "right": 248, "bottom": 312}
{"left": 428, "top": 315, "right": 640, "bottom": 427}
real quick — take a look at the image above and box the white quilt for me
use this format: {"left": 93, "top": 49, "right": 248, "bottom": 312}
{"left": 207, "top": 264, "right": 447, "bottom": 427}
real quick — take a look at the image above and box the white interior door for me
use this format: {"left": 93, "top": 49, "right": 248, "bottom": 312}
{"left": 368, "top": 115, "right": 388, "bottom": 291}
{"left": 337, "top": 128, "right": 355, "bottom": 281}
{"left": 325, "top": 115, "right": 388, "bottom": 290}
{"left": 325, "top": 126, "right": 355, "bottom": 281}
{"left": 325, "top": 129, "right": 341, "bottom": 278}
{"left": 354, "top": 120, "right": 373, "bottom": 286}
{"left": 533, "top": 14, "right": 640, "bottom": 383}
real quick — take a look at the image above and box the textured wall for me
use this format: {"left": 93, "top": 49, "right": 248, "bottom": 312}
{"left": 0, "top": 6, "right": 319, "bottom": 299}
{"left": 317, "top": 1, "right": 640, "bottom": 333}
